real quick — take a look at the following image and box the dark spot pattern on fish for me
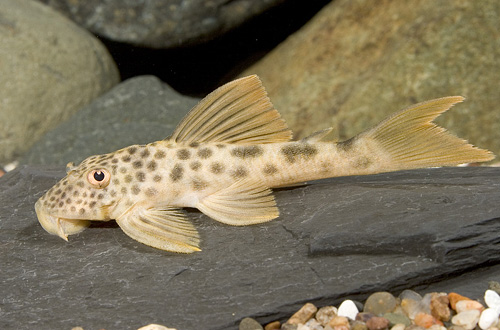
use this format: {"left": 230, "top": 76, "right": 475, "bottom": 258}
{"left": 263, "top": 164, "right": 278, "bottom": 175}
{"left": 353, "top": 156, "right": 372, "bottom": 169}
{"left": 145, "top": 188, "right": 158, "bottom": 197}
{"left": 210, "top": 162, "right": 224, "bottom": 174}
{"left": 281, "top": 143, "right": 318, "bottom": 163}
{"left": 197, "top": 148, "right": 213, "bottom": 159}
{"left": 147, "top": 160, "right": 157, "bottom": 171}
{"left": 131, "top": 185, "right": 141, "bottom": 195}
{"left": 231, "top": 146, "right": 264, "bottom": 158}
{"left": 154, "top": 150, "right": 166, "bottom": 159}
{"left": 177, "top": 149, "right": 191, "bottom": 160}
{"left": 337, "top": 137, "right": 356, "bottom": 152}
{"left": 170, "top": 164, "right": 184, "bottom": 182}
{"left": 190, "top": 161, "right": 202, "bottom": 171}
{"left": 192, "top": 179, "right": 209, "bottom": 191}
{"left": 232, "top": 166, "right": 248, "bottom": 178}
{"left": 136, "top": 172, "right": 146, "bottom": 182}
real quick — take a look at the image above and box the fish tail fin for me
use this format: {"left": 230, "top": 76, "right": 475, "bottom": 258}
{"left": 349, "top": 96, "right": 494, "bottom": 170}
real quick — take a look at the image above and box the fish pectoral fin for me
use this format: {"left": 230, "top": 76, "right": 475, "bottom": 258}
{"left": 116, "top": 206, "right": 201, "bottom": 253}
{"left": 168, "top": 75, "right": 293, "bottom": 145}
{"left": 197, "top": 179, "right": 279, "bottom": 226}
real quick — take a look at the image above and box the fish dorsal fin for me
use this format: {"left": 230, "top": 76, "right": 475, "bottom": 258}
{"left": 116, "top": 206, "right": 201, "bottom": 253}
{"left": 300, "top": 127, "right": 334, "bottom": 143}
{"left": 169, "top": 75, "right": 293, "bottom": 144}
{"left": 196, "top": 178, "right": 279, "bottom": 226}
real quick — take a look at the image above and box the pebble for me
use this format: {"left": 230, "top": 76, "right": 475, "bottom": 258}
{"left": 366, "top": 316, "right": 390, "bottom": 330}
{"left": 448, "top": 293, "right": 472, "bottom": 310}
{"left": 399, "top": 290, "right": 423, "bottom": 302}
{"left": 338, "top": 300, "right": 359, "bottom": 320}
{"left": 430, "top": 293, "right": 451, "bottom": 322}
{"left": 239, "top": 317, "right": 264, "bottom": 330}
{"left": 383, "top": 312, "right": 412, "bottom": 326}
{"left": 427, "top": 325, "right": 447, "bottom": 330}
{"left": 451, "top": 310, "right": 481, "bottom": 330}
{"left": 414, "top": 312, "right": 442, "bottom": 328}
{"left": 364, "top": 292, "right": 398, "bottom": 315}
{"left": 485, "top": 290, "right": 500, "bottom": 314}
{"left": 316, "top": 306, "right": 338, "bottom": 326}
{"left": 419, "top": 294, "right": 433, "bottom": 315}
{"left": 259, "top": 290, "right": 497, "bottom": 330}
{"left": 356, "top": 313, "right": 376, "bottom": 323}
{"left": 287, "top": 303, "right": 318, "bottom": 325}
{"left": 305, "top": 318, "right": 324, "bottom": 330}
{"left": 478, "top": 308, "right": 500, "bottom": 330}
{"left": 264, "top": 321, "right": 281, "bottom": 330}
{"left": 489, "top": 281, "right": 500, "bottom": 295}
{"left": 455, "top": 300, "right": 484, "bottom": 313}
{"left": 328, "top": 315, "right": 350, "bottom": 328}
{"left": 352, "top": 321, "right": 369, "bottom": 330}
{"left": 137, "top": 325, "right": 177, "bottom": 330}
{"left": 390, "top": 324, "right": 406, "bottom": 330}
{"left": 405, "top": 325, "right": 426, "bottom": 330}
{"left": 401, "top": 298, "right": 421, "bottom": 319}
{"left": 282, "top": 324, "right": 299, "bottom": 330}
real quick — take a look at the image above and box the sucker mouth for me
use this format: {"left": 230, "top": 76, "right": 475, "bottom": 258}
{"left": 35, "top": 199, "right": 90, "bottom": 240}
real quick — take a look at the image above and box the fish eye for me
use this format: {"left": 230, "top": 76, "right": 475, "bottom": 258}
{"left": 87, "top": 169, "right": 111, "bottom": 188}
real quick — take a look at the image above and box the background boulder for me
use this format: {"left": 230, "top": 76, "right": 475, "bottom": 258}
{"left": 0, "top": 0, "right": 119, "bottom": 165}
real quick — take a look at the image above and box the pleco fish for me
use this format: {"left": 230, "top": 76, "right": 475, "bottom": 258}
{"left": 35, "top": 75, "right": 494, "bottom": 253}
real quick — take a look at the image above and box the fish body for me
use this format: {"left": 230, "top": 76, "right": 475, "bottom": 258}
{"left": 35, "top": 75, "right": 494, "bottom": 252}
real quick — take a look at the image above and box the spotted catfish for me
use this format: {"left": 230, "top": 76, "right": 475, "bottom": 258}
{"left": 35, "top": 75, "right": 494, "bottom": 252}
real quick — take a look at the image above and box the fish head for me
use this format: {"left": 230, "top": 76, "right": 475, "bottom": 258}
{"left": 35, "top": 153, "right": 124, "bottom": 241}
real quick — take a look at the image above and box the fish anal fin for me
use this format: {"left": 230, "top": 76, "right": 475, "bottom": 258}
{"left": 169, "top": 75, "right": 293, "bottom": 145}
{"left": 358, "top": 96, "right": 494, "bottom": 168}
{"left": 197, "top": 179, "right": 279, "bottom": 226}
{"left": 116, "top": 206, "right": 200, "bottom": 253}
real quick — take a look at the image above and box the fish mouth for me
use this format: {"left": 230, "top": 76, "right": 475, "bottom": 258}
{"left": 35, "top": 199, "right": 90, "bottom": 241}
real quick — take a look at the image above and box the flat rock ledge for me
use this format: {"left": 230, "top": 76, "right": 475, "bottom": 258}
{"left": 1, "top": 166, "right": 499, "bottom": 330}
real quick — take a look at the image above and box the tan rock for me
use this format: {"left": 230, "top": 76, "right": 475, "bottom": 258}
{"left": 430, "top": 293, "right": 451, "bottom": 322}
{"left": 448, "top": 292, "right": 472, "bottom": 311}
{"left": 329, "top": 315, "right": 350, "bottom": 329}
{"left": 366, "top": 316, "right": 390, "bottom": 330}
{"left": 264, "top": 320, "right": 280, "bottom": 330}
{"left": 286, "top": 302, "right": 318, "bottom": 325}
{"left": 242, "top": 0, "right": 500, "bottom": 158}
{"left": 316, "top": 306, "right": 339, "bottom": 326}
{"left": 0, "top": 0, "right": 119, "bottom": 164}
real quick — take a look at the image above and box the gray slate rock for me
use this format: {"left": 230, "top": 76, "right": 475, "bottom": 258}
{"left": 23, "top": 76, "right": 200, "bottom": 166}
{"left": 0, "top": 0, "right": 119, "bottom": 165}
{"left": 38, "top": 0, "right": 285, "bottom": 48}
{"left": 1, "top": 166, "right": 499, "bottom": 330}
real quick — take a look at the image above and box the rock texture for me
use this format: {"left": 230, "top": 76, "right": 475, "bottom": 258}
{"left": 1, "top": 166, "right": 499, "bottom": 330}
{"left": 22, "top": 76, "right": 199, "bottom": 166}
{"left": 38, "top": 0, "right": 285, "bottom": 48}
{"left": 242, "top": 0, "right": 500, "bottom": 157}
{"left": 0, "top": 0, "right": 119, "bottom": 165}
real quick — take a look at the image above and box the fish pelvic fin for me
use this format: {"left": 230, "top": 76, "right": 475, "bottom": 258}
{"left": 116, "top": 206, "right": 201, "bottom": 253}
{"left": 347, "top": 96, "right": 494, "bottom": 169}
{"left": 197, "top": 178, "right": 279, "bottom": 226}
{"left": 168, "top": 75, "right": 293, "bottom": 145}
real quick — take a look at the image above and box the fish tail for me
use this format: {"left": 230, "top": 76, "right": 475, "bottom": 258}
{"left": 351, "top": 96, "right": 494, "bottom": 169}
